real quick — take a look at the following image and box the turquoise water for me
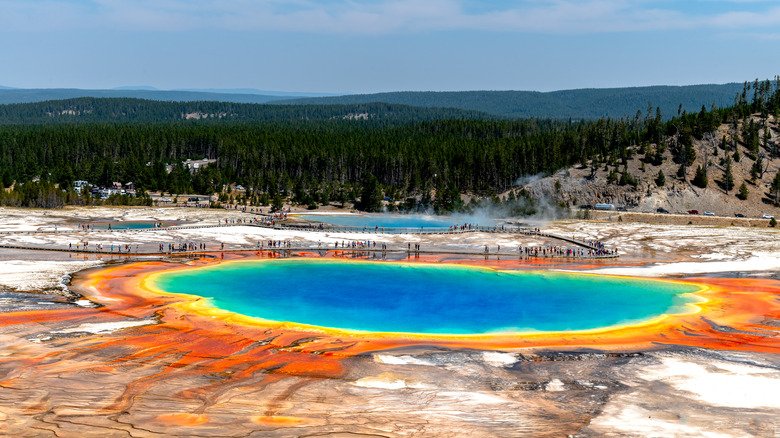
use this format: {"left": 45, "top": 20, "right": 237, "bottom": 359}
{"left": 150, "top": 260, "right": 701, "bottom": 334}
{"left": 296, "top": 214, "right": 493, "bottom": 229}
{"left": 91, "top": 221, "right": 175, "bottom": 230}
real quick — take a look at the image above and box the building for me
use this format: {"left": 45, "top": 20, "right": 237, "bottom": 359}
{"left": 165, "top": 158, "right": 217, "bottom": 174}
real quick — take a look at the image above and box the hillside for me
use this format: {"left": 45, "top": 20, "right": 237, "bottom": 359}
{"left": 0, "top": 98, "right": 495, "bottom": 124}
{"left": 522, "top": 113, "right": 780, "bottom": 219}
{"left": 274, "top": 83, "right": 746, "bottom": 120}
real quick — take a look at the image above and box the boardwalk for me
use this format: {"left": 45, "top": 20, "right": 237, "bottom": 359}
{"left": 252, "top": 222, "right": 613, "bottom": 253}
{"left": 0, "top": 244, "right": 618, "bottom": 259}
{"left": 0, "top": 221, "right": 618, "bottom": 259}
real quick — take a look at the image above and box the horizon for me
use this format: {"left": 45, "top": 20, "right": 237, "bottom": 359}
{"left": 0, "top": 80, "right": 755, "bottom": 97}
{"left": 1, "top": 1, "right": 779, "bottom": 94}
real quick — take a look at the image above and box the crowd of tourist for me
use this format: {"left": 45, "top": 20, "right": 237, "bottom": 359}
{"left": 516, "top": 245, "right": 616, "bottom": 257}
{"left": 334, "top": 240, "right": 388, "bottom": 250}
{"left": 68, "top": 241, "right": 137, "bottom": 252}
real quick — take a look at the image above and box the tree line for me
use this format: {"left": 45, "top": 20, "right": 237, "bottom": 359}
{"left": 0, "top": 98, "right": 493, "bottom": 125}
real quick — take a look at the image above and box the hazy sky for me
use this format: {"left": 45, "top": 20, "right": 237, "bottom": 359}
{"left": 1, "top": 0, "right": 779, "bottom": 93}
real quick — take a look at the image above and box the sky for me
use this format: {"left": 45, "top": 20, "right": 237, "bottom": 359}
{"left": 1, "top": 0, "right": 779, "bottom": 94}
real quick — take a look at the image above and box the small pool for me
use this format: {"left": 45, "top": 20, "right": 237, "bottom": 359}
{"left": 89, "top": 221, "right": 178, "bottom": 230}
{"left": 295, "top": 214, "right": 493, "bottom": 230}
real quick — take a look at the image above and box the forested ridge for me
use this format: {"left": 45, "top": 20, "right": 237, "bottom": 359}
{"left": 0, "top": 98, "right": 494, "bottom": 125}
{"left": 0, "top": 82, "right": 749, "bottom": 120}
{"left": 1, "top": 78, "right": 779, "bottom": 212}
{"left": 0, "top": 118, "right": 571, "bottom": 195}
{"left": 274, "top": 83, "right": 747, "bottom": 120}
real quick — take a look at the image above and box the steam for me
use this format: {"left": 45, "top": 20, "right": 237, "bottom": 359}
{"left": 383, "top": 171, "right": 569, "bottom": 224}
{"left": 460, "top": 196, "right": 566, "bottom": 225}
{"left": 391, "top": 194, "right": 567, "bottom": 226}
{"left": 513, "top": 172, "right": 547, "bottom": 187}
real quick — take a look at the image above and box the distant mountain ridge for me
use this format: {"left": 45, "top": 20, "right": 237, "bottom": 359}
{"left": 0, "top": 82, "right": 752, "bottom": 120}
{"left": 110, "top": 86, "right": 337, "bottom": 97}
{"left": 0, "top": 88, "right": 299, "bottom": 105}
{"left": 112, "top": 86, "right": 159, "bottom": 91}
{"left": 273, "top": 83, "right": 748, "bottom": 120}
{"left": 175, "top": 88, "right": 338, "bottom": 97}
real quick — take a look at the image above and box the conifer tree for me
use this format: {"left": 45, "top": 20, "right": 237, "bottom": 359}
{"left": 771, "top": 172, "right": 780, "bottom": 205}
{"left": 272, "top": 193, "right": 284, "bottom": 212}
{"left": 655, "top": 169, "right": 665, "bottom": 187}
{"left": 723, "top": 158, "right": 734, "bottom": 193}
{"left": 358, "top": 173, "right": 383, "bottom": 212}
{"left": 751, "top": 161, "right": 761, "bottom": 183}
{"left": 607, "top": 168, "right": 619, "bottom": 184}
{"left": 737, "top": 182, "right": 749, "bottom": 200}
{"left": 677, "top": 163, "right": 687, "bottom": 179}
{"left": 692, "top": 165, "right": 708, "bottom": 188}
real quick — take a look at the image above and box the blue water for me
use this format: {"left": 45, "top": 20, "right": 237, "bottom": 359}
{"left": 149, "top": 259, "right": 701, "bottom": 334}
{"left": 296, "top": 214, "right": 493, "bottom": 229}
{"left": 91, "top": 221, "right": 175, "bottom": 230}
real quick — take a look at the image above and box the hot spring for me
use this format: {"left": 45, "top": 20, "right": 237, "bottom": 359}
{"left": 147, "top": 259, "right": 703, "bottom": 334}
{"left": 294, "top": 214, "right": 495, "bottom": 230}
{"left": 90, "top": 221, "right": 178, "bottom": 230}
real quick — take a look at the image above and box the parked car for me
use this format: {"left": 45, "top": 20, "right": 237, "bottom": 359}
{"left": 687, "top": 210, "right": 699, "bottom": 215}
{"left": 703, "top": 211, "right": 715, "bottom": 216}
{"left": 616, "top": 206, "right": 627, "bottom": 211}
{"left": 762, "top": 214, "right": 774, "bottom": 219}
{"left": 735, "top": 213, "right": 746, "bottom": 218}
{"left": 657, "top": 208, "right": 670, "bottom": 214}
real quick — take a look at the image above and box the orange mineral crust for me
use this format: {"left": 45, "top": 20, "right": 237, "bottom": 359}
{"left": 66, "top": 252, "right": 780, "bottom": 356}
{"left": 1, "top": 252, "right": 779, "bottom": 436}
